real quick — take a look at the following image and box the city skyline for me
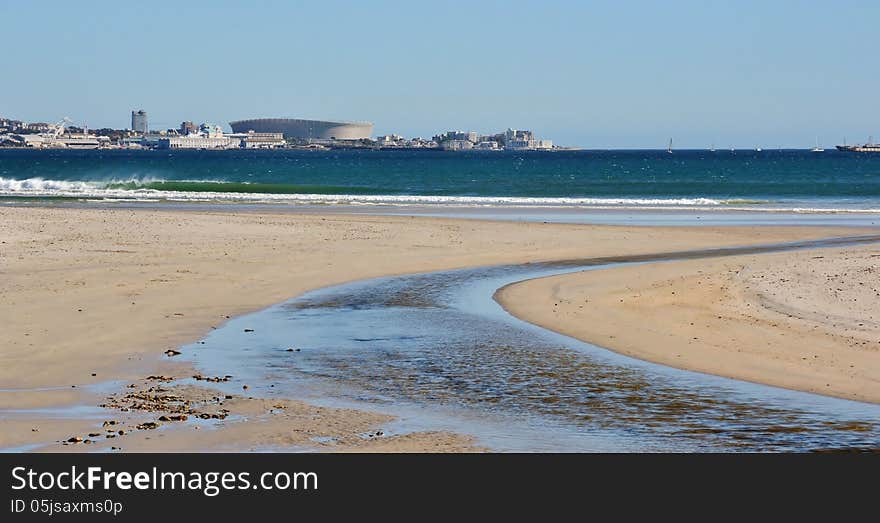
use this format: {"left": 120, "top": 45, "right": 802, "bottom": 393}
{"left": 1, "top": 0, "right": 878, "bottom": 148}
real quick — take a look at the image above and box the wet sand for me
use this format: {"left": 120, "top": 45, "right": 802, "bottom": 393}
{"left": 0, "top": 205, "right": 867, "bottom": 451}
{"left": 498, "top": 244, "right": 880, "bottom": 404}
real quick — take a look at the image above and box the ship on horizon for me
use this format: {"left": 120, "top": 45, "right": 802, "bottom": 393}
{"left": 836, "top": 136, "right": 880, "bottom": 152}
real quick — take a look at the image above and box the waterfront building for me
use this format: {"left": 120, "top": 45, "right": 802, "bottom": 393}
{"left": 55, "top": 132, "right": 107, "bottom": 149}
{"left": 504, "top": 128, "right": 553, "bottom": 150}
{"left": 433, "top": 128, "right": 555, "bottom": 151}
{"left": 157, "top": 125, "right": 284, "bottom": 150}
{"left": 14, "top": 135, "right": 48, "bottom": 147}
{"left": 376, "top": 134, "right": 407, "bottom": 146}
{"left": 434, "top": 130, "right": 478, "bottom": 144}
{"left": 10, "top": 131, "right": 106, "bottom": 149}
{"left": 440, "top": 139, "right": 474, "bottom": 151}
{"left": 408, "top": 137, "right": 438, "bottom": 148}
{"left": 131, "top": 110, "right": 148, "bottom": 134}
{"left": 157, "top": 124, "right": 232, "bottom": 149}
{"left": 478, "top": 133, "right": 505, "bottom": 144}
{"left": 179, "top": 121, "right": 197, "bottom": 135}
{"left": 199, "top": 123, "right": 224, "bottom": 138}
{"left": 503, "top": 128, "right": 533, "bottom": 144}
{"left": 230, "top": 131, "right": 285, "bottom": 149}
{"left": 158, "top": 134, "right": 233, "bottom": 149}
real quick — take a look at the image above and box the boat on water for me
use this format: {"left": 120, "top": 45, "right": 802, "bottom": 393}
{"left": 11, "top": 117, "right": 106, "bottom": 149}
{"left": 836, "top": 136, "right": 880, "bottom": 152}
{"left": 54, "top": 133, "right": 104, "bottom": 149}
{"left": 811, "top": 137, "right": 825, "bottom": 153}
{"left": 666, "top": 138, "right": 673, "bottom": 154}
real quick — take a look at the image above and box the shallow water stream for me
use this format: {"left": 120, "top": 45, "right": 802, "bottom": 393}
{"left": 182, "top": 235, "right": 880, "bottom": 452}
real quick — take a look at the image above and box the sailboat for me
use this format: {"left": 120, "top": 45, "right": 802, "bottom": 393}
{"left": 666, "top": 138, "right": 673, "bottom": 154}
{"left": 811, "top": 137, "right": 824, "bottom": 153}
{"left": 709, "top": 143, "right": 716, "bottom": 152}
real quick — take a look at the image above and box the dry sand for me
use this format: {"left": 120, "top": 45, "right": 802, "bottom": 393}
{"left": 498, "top": 244, "right": 880, "bottom": 404}
{"left": 0, "top": 205, "right": 868, "bottom": 451}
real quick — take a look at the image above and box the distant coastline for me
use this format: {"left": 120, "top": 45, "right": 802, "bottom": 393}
{"left": 1, "top": 114, "right": 569, "bottom": 152}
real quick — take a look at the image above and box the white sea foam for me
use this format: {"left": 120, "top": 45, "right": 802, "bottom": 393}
{"left": 0, "top": 177, "right": 102, "bottom": 192}
{"left": 1, "top": 177, "right": 878, "bottom": 213}
{"left": 0, "top": 176, "right": 173, "bottom": 192}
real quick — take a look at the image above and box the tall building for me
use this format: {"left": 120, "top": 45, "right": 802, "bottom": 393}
{"left": 131, "top": 110, "right": 148, "bottom": 134}
{"left": 503, "top": 128, "right": 552, "bottom": 150}
{"left": 179, "top": 121, "right": 197, "bottom": 135}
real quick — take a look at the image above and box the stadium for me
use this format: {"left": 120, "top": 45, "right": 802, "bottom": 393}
{"left": 228, "top": 118, "right": 373, "bottom": 140}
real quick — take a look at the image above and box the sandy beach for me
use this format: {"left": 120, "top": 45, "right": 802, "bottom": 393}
{"left": 0, "top": 205, "right": 874, "bottom": 452}
{"left": 498, "top": 243, "right": 880, "bottom": 404}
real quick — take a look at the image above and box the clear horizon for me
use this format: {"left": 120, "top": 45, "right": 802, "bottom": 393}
{"left": 1, "top": 0, "right": 878, "bottom": 148}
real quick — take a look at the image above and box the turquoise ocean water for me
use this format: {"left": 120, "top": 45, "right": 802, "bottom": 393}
{"left": 1, "top": 148, "right": 879, "bottom": 212}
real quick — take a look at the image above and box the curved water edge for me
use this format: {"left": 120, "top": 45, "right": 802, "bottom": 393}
{"left": 174, "top": 234, "right": 880, "bottom": 452}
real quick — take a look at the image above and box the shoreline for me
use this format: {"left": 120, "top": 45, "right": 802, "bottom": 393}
{"left": 4, "top": 196, "right": 880, "bottom": 217}
{"left": 1, "top": 205, "right": 875, "bottom": 452}
{"left": 497, "top": 242, "right": 880, "bottom": 405}
{"left": 3, "top": 201, "right": 880, "bottom": 241}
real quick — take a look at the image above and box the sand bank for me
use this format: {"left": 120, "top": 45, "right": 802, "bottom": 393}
{"left": 498, "top": 244, "right": 880, "bottom": 404}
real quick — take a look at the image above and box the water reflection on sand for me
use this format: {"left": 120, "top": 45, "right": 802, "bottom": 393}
{"left": 185, "top": 237, "right": 880, "bottom": 452}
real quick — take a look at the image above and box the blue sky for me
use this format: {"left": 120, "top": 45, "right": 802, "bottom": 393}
{"left": 1, "top": 0, "right": 877, "bottom": 148}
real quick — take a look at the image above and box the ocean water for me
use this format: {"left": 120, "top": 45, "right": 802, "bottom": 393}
{"left": 1, "top": 148, "right": 879, "bottom": 212}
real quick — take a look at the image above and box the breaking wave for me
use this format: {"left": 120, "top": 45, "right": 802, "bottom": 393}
{"left": 2, "top": 177, "right": 878, "bottom": 212}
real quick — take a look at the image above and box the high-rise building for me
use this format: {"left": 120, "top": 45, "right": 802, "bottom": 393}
{"left": 179, "top": 121, "right": 197, "bottom": 135}
{"left": 131, "top": 110, "right": 148, "bottom": 134}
